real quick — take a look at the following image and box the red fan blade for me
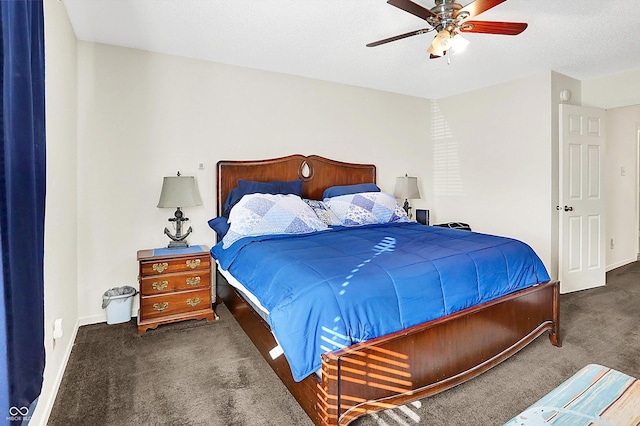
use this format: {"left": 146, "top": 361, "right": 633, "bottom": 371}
{"left": 456, "top": 0, "right": 507, "bottom": 19}
{"left": 367, "top": 28, "right": 432, "bottom": 47}
{"left": 459, "top": 20, "right": 527, "bottom": 35}
{"left": 387, "top": 0, "right": 437, "bottom": 22}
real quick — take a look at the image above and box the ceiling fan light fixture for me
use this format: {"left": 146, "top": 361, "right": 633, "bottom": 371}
{"left": 451, "top": 33, "right": 470, "bottom": 53}
{"left": 427, "top": 43, "right": 444, "bottom": 56}
{"left": 427, "top": 29, "right": 450, "bottom": 57}
{"left": 435, "top": 29, "right": 452, "bottom": 50}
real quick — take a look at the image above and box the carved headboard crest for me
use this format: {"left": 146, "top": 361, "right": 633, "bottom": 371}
{"left": 298, "top": 159, "right": 313, "bottom": 181}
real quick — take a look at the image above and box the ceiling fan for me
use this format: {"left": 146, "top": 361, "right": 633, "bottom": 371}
{"left": 367, "top": 0, "right": 528, "bottom": 58}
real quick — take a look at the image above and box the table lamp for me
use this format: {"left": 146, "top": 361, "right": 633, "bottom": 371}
{"left": 394, "top": 174, "right": 420, "bottom": 218}
{"left": 157, "top": 172, "right": 202, "bottom": 248}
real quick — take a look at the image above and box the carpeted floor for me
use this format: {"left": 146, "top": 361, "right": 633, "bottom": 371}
{"left": 48, "top": 262, "right": 640, "bottom": 426}
{"left": 48, "top": 306, "right": 311, "bottom": 426}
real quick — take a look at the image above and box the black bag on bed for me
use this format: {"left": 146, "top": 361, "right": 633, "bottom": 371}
{"left": 434, "top": 222, "right": 471, "bottom": 231}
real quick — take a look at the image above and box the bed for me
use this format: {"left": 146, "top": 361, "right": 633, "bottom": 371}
{"left": 212, "top": 154, "right": 561, "bottom": 426}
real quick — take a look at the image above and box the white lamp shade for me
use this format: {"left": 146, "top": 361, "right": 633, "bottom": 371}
{"left": 427, "top": 43, "right": 444, "bottom": 56}
{"left": 157, "top": 176, "right": 202, "bottom": 208}
{"left": 434, "top": 29, "right": 451, "bottom": 50}
{"left": 451, "top": 33, "right": 470, "bottom": 53}
{"left": 394, "top": 176, "right": 421, "bottom": 200}
{"left": 428, "top": 29, "right": 455, "bottom": 56}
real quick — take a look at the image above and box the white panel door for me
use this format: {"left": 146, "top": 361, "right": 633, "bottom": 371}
{"left": 559, "top": 104, "right": 606, "bottom": 293}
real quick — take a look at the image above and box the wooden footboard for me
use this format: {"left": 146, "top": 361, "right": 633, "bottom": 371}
{"left": 218, "top": 271, "right": 560, "bottom": 426}
{"left": 321, "top": 280, "right": 561, "bottom": 425}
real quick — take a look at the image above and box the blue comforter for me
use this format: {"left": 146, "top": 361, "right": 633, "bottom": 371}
{"left": 211, "top": 222, "right": 550, "bottom": 382}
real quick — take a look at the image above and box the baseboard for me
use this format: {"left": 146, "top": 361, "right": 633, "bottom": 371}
{"left": 78, "top": 309, "right": 138, "bottom": 327}
{"left": 30, "top": 317, "right": 80, "bottom": 426}
{"left": 606, "top": 258, "right": 638, "bottom": 272}
{"left": 78, "top": 312, "right": 107, "bottom": 326}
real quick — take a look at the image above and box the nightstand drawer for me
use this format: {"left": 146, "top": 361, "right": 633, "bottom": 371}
{"left": 141, "top": 288, "right": 212, "bottom": 320}
{"left": 140, "top": 271, "right": 210, "bottom": 294}
{"left": 139, "top": 253, "right": 210, "bottom": 276}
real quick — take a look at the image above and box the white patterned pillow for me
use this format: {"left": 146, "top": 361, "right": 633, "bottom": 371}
{"left": 303, "top": 199, "right": 342, "bottom": 226}
{"left": 324, "top": 192, "right": 409, "bottom": 226}
{"left": 223, "top": 194, "right": 328, "bottom": 248}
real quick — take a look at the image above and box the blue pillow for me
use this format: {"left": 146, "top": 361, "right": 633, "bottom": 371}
{"left": 223, "top": 179, "right": 303, "bottom": 216}
{"left": 223, "top": 188, "right": 241, "bottom": 217}
{"left": 208, "top": 216, "right": 230, "bottom": 239}
{"left": 322, "top": 183, "right": 380, "bottom": 199}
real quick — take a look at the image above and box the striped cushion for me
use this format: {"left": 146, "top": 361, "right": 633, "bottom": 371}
{"left": 504, "top": 364, "right": 640, "bottom": 425}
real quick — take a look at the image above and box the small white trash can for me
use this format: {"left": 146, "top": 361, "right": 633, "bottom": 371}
{"left": 102, "top": 286, "right": 137, "bottom": 324}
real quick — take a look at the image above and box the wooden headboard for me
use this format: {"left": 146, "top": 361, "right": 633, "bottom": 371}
{"left": 216, "top": 154, "right": 376, "bottom": 216}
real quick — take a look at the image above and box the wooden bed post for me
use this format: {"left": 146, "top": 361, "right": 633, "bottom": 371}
{"left": 320, "top": 357, "right": 339, "bottom": 426}
{"left": 549, "top": 281, "right": 562, "bottom": 347}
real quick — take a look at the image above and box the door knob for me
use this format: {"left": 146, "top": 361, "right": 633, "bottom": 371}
{"left": 564, "top": 206, "right": 573, "bottom": 212}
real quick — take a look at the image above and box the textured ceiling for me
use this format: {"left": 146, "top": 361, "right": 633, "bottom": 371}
{"left": 62, "top": 0, "right": 640, "bottom": 99}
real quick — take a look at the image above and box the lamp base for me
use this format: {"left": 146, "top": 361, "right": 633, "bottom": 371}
{"left": 167, "top": 240, "right": 189, "bottom": 249}
{"left": 163, "top": 207, "right": 193, "bottom": 249}
{"left": 402, "top": 199, "right": 413, "bottom": 219}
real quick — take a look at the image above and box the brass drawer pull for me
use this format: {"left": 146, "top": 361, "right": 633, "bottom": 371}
{"left": 186, "top": 277, "right": 201, "bottom": 286}
{"left": 152, "top": 281, "right": 169, "bottom": 291}
{"left": 186, "top": 297, "right": 201, "bottom": 307}
{"left": 153, "top": 302, "right": 169, "bottom": 311}
{"left": 152, "top": 262, "right": 168, "bottom": 273}
{"left": 186, "top": 259, "right": 201, "bottom": 269}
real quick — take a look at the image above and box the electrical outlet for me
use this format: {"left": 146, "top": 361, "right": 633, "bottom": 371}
{"left": 53, "top": 318, "right": 63, "bottom": 340}
{"left": 610, "top": 238, "right": 615, "bottom": 249}
{"left": 198, "top": 162, "right": 205, "bottom": 170}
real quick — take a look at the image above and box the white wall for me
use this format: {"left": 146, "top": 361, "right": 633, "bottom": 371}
{"left": 605, "top": 106, "right": 640, "bottom": 269}
{"left": 582, "top": 69, "right": 640, "bottom": 109}
{"left": 429, "top": 72, "right": 554, "bottom": 273}
{"left": 33, "top": 1, "right": 79, "bottom": 424}
{"left": 583, "top": 71, "right": 640, "bottom": 270}
{"left": 75, "top": 42, "right": 432, "bottom": 322}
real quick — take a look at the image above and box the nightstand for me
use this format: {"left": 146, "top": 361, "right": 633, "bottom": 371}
{"left": 137, "top": 245, "right": 216, "bottom": 333}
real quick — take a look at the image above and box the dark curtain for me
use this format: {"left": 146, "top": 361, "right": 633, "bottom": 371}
{"left": 0, "top": 0, "right": 46, "bottom": 415}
